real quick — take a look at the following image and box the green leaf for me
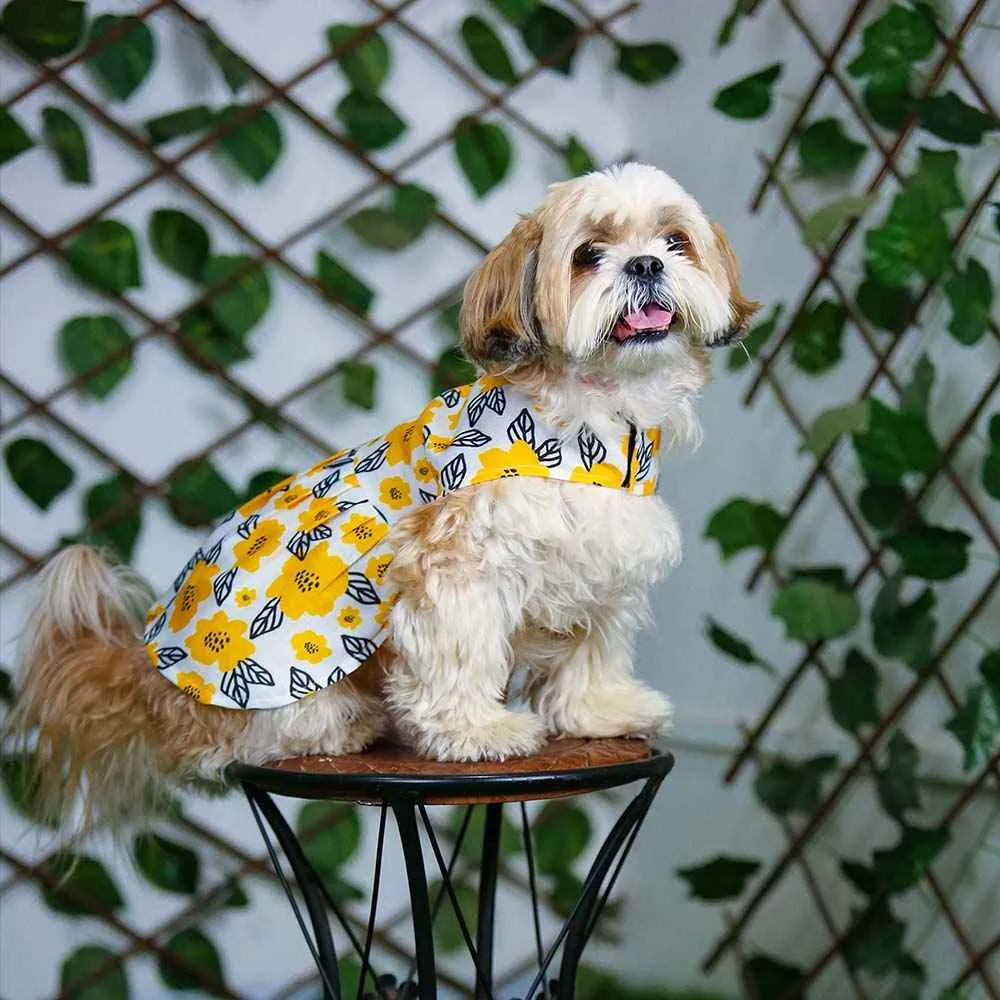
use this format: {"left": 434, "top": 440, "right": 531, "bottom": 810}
{"left": 802, "top": 401, "right": 870, "bottom": 458}
{"left": 872, "top": 823, "right": 949, "bottom": 892}
{"left": 454, "top": 118, "right": 512, "bottom": 198}
{"left": 704, "top": 498, "right": 784, "bottom": 560}
{"left": 616, "top": 42, "right": 680, "bottom": 85}
{"left": 220, "top": 878, "right": 249, "bottom": 908}
{"left": 521, "top": 4, "right": 578, "bottom": 76}
{"left": 159, "top": 927, "right": 226, "bottom": 994}
{"left": 946, "top": 683, "right": 999, "bottom": 771}
{"left": 985, "top": 413, "right": 1000, "bottom": 501}
{"left": 460, "top": 15, "right": 517, "bottom": 85}
{"left": 338, "top": 360, "right": 377, "bottom": 410}
{"left": 744, "top": 954, "right": 804, "bottom": 1000}
{"left": 4, "top": 437, "right": 74, "bottom": 510}
{"left": 907, "top": 147, "right": 963, "bottom": 213}
{"left": 243, "top": 467, "right": 291, "bottom": 500}
{"left": 827, "top": 648, "right": 879, "bottom": 733}
{"left": 39, "top": 852, "right": 125, "bottom": 916}
{"left": 60, "top": 945, "right": 128, "bottom": 1000}
{"left": 432, "top": 882, "right": 478, "bottom": 954}
{"left": 872, "top": 572, "right": 936, "bottom": 670}
{"left": 755, "top": 754, "right": 838, "bottom": 816}
{"left": 298, "top": 802, "right": 362, "bottom": 882}
{"left": 713, "top": 63, "right": 782, "bottom": 120}
{"left": 945, "top": 258, "right": 993, "bottom": 347}
{"left": 134, "top": 833, "right": 200, "bottom": 894}
{"left": 856, "top": 270, "right": 914, "bottom": 333}
{"left": 844, "top": 898, "right": 905, "bottom": 975}
{"left": 919, "top": 91, "right": 998, "bottom": 145}
{"left": 900, "top": 353, "right": 934, "bottom": 418}
{"left": 802, "top": 195, "right": 871, "bottom": 248}
{"left": 865, "top": 191, "right": 950, "bottom": 286}
{"left": 86, "top": 14, "right": 155, "bottom": 102}
{"left": 202, "top": 254, "right": 271, "bottom": 338}
{"left": 886, "top": 519, "right": 971, "bottom": 581}
{"left": 852, "top": 399, "right": 940, "bottom": 485}
{"left": 83, "top": 473, "right": 143, "bottom": 563}
{"left": 728, "top": 303, "right": 782, "bottom": 371}
{"left": 771, "top": 579, "right": 860, "bottom": 642}
{"left": 326, "top": 22, "right": 390, "bottom": 94}
{"left": 437, "top": 301, "right": 462, "bottom": 339}
{"left": 65, "top": 219, "right": 141, "bottom": 292}
{"left": 716, "top": 0, "right": 755, "bottom": 48}
{"left": 841, "top": 858, "right": 880, "bottom": 896}
{"left": 167, "top": 458, "right": 239, "bottom": 528}
{"left": 864, "top": 79, "right": 916, "bottom": 131}
{"left": 316, "top": 249, "right": 374, "bottom": 316}
{"left": 847, "top": 4, "right": 935, "bottom": 89}
{"left": 450, "top": 805, "right": 522, "bottom": 865}
{"left": 488, "top": 0, "right": 536, "bottom": 26}
{"left": 58, "top": 315, "right": 132, "bottom": 399}
{"left": 0, "top": 669, "right": 13, "bottom": 706}
{"left": 347, "top": 183, "right": 438, "bottom": 250}
{"left": 149, "top": 209, "right": 210, "bottom": 282}
{"left": 0, "top": 753, "right": 58, "bottom": 826}
{"left": 336, "top": 89, "right": 406, "bottom": 151}
{"left": 706, "top": 617, "right": 775, "bottom": 675}
{"left": 214, "top": 105, "right": 283, "bottom": 182}
{"left": 563, "top": 134, "right": 596, "bottom": 177}
{"left": 432, "top": 345, "right": 476, "bottom": 395}
{"left": 797, "top": 118, "right": 867, "bottom": 178}
{"left": 676, "top": 855, "right": 760, "bottom": 901}
{"left": 41, "top": 106, "right": 89, "bottom": 183}
{"left": 0, "top": 107, "right": 33, "bottom": 166}
{"left": 144, "top": 105, "right": 215, "bottom": 145}
{"left": 176, "top": 308, "right": 251, "bottom": 369}
{"left": 0, "top": 0, "right": 86, "bottom": 60}
{"left": 878, "top": 731, "right": 921, "bottom": 820}
{"left": 199, "top": 22, "right": 250, "bottom": 94}
{"left": 533, "top": 801, "right": 591, "bottom": 875}
{"left": 982, "top": 650, "right": 1000, "bottom": 706}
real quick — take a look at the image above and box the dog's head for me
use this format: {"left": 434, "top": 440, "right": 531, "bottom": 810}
{"left": 460, "top": 163, "right": 759, "bottom": 374}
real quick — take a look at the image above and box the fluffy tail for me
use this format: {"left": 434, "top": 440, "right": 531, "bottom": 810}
{"left": 6, "top": 545, "right": 169, "bottom": 836}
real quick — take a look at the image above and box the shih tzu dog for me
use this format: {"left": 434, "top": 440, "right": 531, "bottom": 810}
{"left": 9, "top": 163, "right": 757, "bottom": 831}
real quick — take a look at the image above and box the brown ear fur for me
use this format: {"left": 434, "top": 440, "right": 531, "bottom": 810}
{"left": 710, "top": 221, "right": 760, "bottom": 344}
{"left": 460, "top": 214, "right": 543, "bottom": 368}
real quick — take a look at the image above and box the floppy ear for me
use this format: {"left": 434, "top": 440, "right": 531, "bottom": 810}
{"left": 709, "top": 221, "right": 760, "bottom": 346}
{"left": 460, "top": 214, "right": 544, "bottom": 368}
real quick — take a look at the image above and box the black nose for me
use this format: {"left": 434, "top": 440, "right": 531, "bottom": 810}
{"left": 624, "top": 255, "right": 664, "bottom": 278}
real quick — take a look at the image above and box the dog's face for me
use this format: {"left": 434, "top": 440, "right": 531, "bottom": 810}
{"left": 461, "top": 163, "right": 759, "bottom": 374}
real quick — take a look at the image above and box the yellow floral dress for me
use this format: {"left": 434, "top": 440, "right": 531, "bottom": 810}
{"left": 145, "top": 376, "right": 662, "bottom": 709}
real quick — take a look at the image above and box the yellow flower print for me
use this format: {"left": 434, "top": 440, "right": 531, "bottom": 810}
{"left": 185, "top": 611, "right": 255, "bottom": 673}
{"left": 266, "top": 542, "right": 350, "bottom": 619}
{"left": 374, "top": 597, "right": 397, "bottom": 628}
{"left": 647, "top": 427, "right": 662, "bottom": 452}
{"left": 235, "top": 587, "right": 257, "bottom": 607}
{"left": 273, "top": 484, "right": 312, "bottom": 510}
{"left": 366, "top": 553, "right": 393, "bottom": 586}
{"left": 379, "top": 476, "right": 412, "bottom": 510}
{"left": 340, "top": 513, "right": 389, "bottom": 554}
{"left": 233, "top": 518, "right": 283, "bottom": 573}
{"left": 337, "top": 606, "right": 362, "bottom": 630}
{"left": 146, "top": 644, "right": 159, "bottom": 669}
{"left": 169, "top": 561, "right": 219, "bottom": 632}
{"left": 238, "top": 475, "right": 294, "bottom": 517}
{"left": 292, "top": 629, "right": 332, "bottom": 663}
{"left": 471, "top": 440, "right": 551, "bottom": 485}
{"left": 412, "top": 458, "right": 437, "bottom": 484}
{"left": 175, "top": 671, "right": 216, "bottom": 705}
{"left": 344, "top": 472, "right": 360, "bottom": 488}
{"left": 426, "top": 434, "right": 453, "bottom": 454}
{"left": 306, "top": 449, "right": 349, "bottom": 477}
{"left": 448, "top": 411, "right": 462, "bottom": 430}
{"left": 570, "top": 462, "right": 623, "bottom": 487}
{"left": 384, "top": 420, "right": 420, "bottom": 465}
{"left": 415, "top": 397, "right": 444, "bottom": 426}
{"left": 145, "top": 603, "right": 165, "bottom": 625}
{"left": 477, "top": 375, "right": 508, "bottom": 391}
{"left": 298, "top": 497, "right": 339, "bottom": 533}
{"left": 641, "top": 480, "right": 657, "bottom": 496}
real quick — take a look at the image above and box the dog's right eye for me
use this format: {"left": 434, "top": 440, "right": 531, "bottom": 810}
{"left": 572, "top": 242, "right": 602, "bottom": 269}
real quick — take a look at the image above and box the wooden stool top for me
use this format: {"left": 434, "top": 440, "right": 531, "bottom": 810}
{"left": 229, "top": 737, "right": 673, "bottom": 805}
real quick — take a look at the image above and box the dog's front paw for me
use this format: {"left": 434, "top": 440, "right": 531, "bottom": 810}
{"left": 547, "top": 683, "right": 672, "bottom": 741}
{"left": 420, "top": 711, "right": 547, "bottom": 762}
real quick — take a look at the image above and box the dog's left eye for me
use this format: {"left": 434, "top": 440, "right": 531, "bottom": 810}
{"left": 572, "top": 242, "right": 602, "bottom": 268}
{"left": 664, "top": 232, "right": 687, "bottom": 251}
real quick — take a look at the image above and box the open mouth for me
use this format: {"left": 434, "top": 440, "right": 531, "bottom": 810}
{"left": 611, "top": 303, "right": 674, "bottom": 345}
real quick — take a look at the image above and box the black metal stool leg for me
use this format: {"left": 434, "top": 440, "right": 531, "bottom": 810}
{"left": 391, "top": 799, "right": 438, "bottom": 1000}
{"left": 475, "top": 804, "right": 502, "bottom": 1000}
{"left": 244, "top": 786, "right": 342, "bottom": 1000}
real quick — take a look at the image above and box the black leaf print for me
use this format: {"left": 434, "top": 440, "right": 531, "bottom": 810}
{"left": 237, "top": 514, "right": 259, "bottom": 540}
{"left": 217, "top": 509, "right": 236, "bottom": 524}
{"left": 328, "top": 667, "right": 347, "bottom": 685}
{"left": 156, "top": 646, "right": 187, "bottom": 669}
{"left": 635, "top": 436, "right": 655, "bottom": 483}
{"left": 213, "top": 566, "right": 238, "bottom": 606}
{"left": 441, "top": 388, "right": 461, "bottom": 407}
{"left": 309, "top": 523, "right": 333, "bottom": 541}
{"left": 346, "top": 572, "right": 381, "bottom": 605}
{"left": 452, "top": 429, "right": 491, "bottom": 448}
{"left": 422, "top": 422, "right": 431, "bottom": 443}
{"left": 249, "top": 597, "right": 284, "bottom": 640}
{"left": 238, "top": 658, "right": 275, "bottom": 687}
{"left": 342, "top": 634, "right": 379, "bottom": 663}
{"left": 144, "top": 612, "right": 166, "bottom": 644}
{"left": 467, "top": 392, "right": 488, "bottom": 427}
{"left": 202, "top": 539, "right": 224, "bottom": 565}
{"left": 507, "top": 407, "right": 536, "bottom": 448}
{"left": 286, "top": 531, "right": 311, "bottom": 560}
{"left": 220, "top": 667, "right": 250, "bottom": 708}
{"left": 577, "top": 426, "right": 607, "bottom": 471}
{"left": 290, "top": 666, "right": 322, "bottom": 700}
{"left": 419, "top": 488, "right": 438, "bottom": 504}
{"left": 337, "top": 499, "right": 364, "bottom": 513}
{"left": 536, "top": 437, "right": 562, "bottom": 468}
{"left": 485, "top": 385, "right": 506, "bottom": 415}
{"left": 172, "top": 553, "right": 198, "bottom": 593}
{"left": 312, "top": 469, "right": 341, "bottom": 498}
{"left": 355, "top": 441, "right": 389, "bottom": 474}
{"left": 440, "top": 453, "right": 467, "bottom": 493}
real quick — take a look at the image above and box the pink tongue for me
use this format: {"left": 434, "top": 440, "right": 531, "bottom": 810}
{"left": 620, "top": 303, "right": 673, "bottom": 333}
